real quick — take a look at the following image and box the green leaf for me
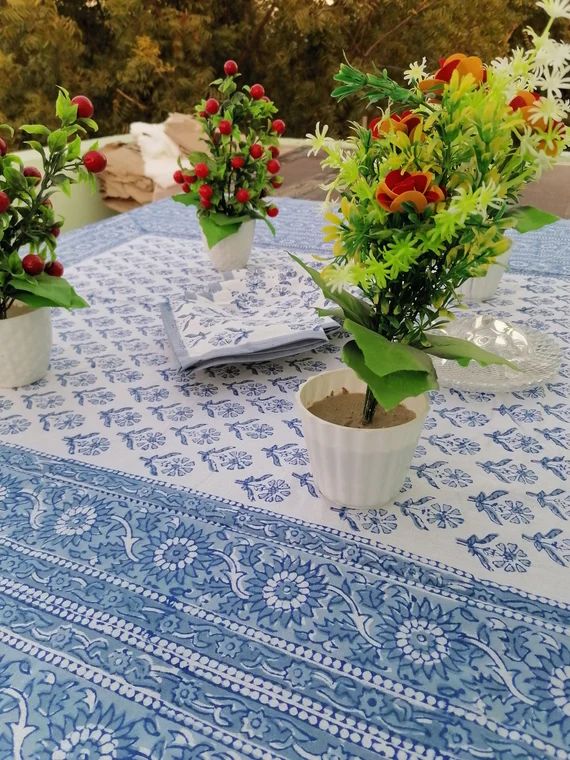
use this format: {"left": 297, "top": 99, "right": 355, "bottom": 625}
{"left": 208, "top": 211, "right": 252, "bottom": 227}
{"left": 3, "top": 165, "right": 28, "bottom": 192}
{"left": 199, "top": 215, "right": 246, "bottom": 248}
{"left": 67, "top": 135, "right": 82, "bottom": 160}
{"left": 188, "top": 151, "right": 211, "bottom": 165}
{"left": 346, "top": 319, "right": 437, "bottom": 378}
{"left": 10, "top": 273, "right": 88, "bottom": 310}
{"left": 290, "top": 254, "right": 374, "bottom": 328}
{"left": 47, "top": 129, "right": 68, "bottom": 152}
{"left": 342, "top": 340, "right": 438, "bottom": 411}
{"left": 81, "top": 117, "right": 98, "bottom": 132}
{"left": 172, "top": 193, "right": 199, "bottom": 208}
{"left": 513, "top": 205, "right": 558, "bottom": 234}
{"left": 316, "top": 306, "right": 344, "bottom": 320}
{"left": 20, "top": 124, "right": 51, "bottom": 136}
{"left": 55, "top": 88, "right": 76, "bottom": 125}
{"left": 423, "top": 332, "right": 518, "bottom": 370}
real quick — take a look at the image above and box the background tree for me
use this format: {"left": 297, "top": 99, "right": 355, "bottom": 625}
{"left": 0, "top": 0, "right": 567, "bottom": 147}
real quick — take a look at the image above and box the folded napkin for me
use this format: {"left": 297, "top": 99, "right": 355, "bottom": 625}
{"left": 160, "top": 263, "right": 338, "bottom": 371}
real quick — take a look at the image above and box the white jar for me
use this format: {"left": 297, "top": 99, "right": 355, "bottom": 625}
{"left": 0, "top": 304, "right": 52, "bottom": 388}
{"left": 202, "top": 219, "right": 256, "bottom": 272}
{"left": 458, "top": 251, "right": 511, "bottom": 303}
{"left": 297, "top": 367, "right": 429, "bottom": 509}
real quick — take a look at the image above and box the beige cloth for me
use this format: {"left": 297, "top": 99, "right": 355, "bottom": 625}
{"left": 99, "top": 114, "right": 206, "bottom": 211}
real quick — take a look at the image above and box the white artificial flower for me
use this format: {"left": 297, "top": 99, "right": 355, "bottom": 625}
{"left": 404, "top": 57, "right": 428, "bottom": 84}
{"left": 536, "top": 0, "right": 570, "bottom": 20}
{"left": 533, "top": 38, "right": 570, "bottom": 74}
{"left": 536, "top": 67, "right": 570, "bottom": 98}
{"left": 517, "top": 131, "right": 541, "bottom": 159}
{"left": 528, "top": 95, "right": 568, "bottom": 124}
{"left": 306, "top": 122, "right": 331, "bottom": 156}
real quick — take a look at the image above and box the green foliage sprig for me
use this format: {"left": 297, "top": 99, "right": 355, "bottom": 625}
{"left": 0, "top": 87, "right": 105, "bottom": 319}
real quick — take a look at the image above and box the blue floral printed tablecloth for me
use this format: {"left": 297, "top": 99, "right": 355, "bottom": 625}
{"left": 0, "top": 197, "right": 569, "bottom": 758}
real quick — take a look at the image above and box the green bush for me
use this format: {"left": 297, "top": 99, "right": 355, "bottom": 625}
{"left": 0, "top": 0, "right": 566, "bottom": 146}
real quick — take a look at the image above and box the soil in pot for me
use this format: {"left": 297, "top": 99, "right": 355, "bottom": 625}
{"left": 308, "top": 388, "right": 416, "bottom": 429}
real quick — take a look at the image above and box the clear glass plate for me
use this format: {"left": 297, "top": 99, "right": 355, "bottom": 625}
{"left": 434, "top": 315, "right": 561, "bottom": 391}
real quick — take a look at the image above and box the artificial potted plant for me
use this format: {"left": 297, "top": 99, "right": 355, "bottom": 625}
{"left": 173, "top": 59, "right": 284, "bottom": 272}
{"left": 296, "top": 0, "right": 568, "bottom": 508}
{"left": 0, "top": 88, "right": 107, "bottom": 388}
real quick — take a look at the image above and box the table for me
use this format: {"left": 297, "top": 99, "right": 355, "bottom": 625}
{"left": 0, "top": 197, "right": 568, "bottom": 759}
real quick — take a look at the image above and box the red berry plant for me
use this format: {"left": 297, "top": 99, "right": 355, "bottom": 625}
{"left": 173, "top": 60, "right": 284, "bottom": 247}
{"left": 0, "top": 88, "right": 106, "bottom": 320}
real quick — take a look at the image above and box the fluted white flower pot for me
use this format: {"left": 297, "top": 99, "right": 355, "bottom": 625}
{"left": 297, "top": 367, "right": 429, "bottom": 509}
{"left": 0, "top": 304, "right": 52, "bottom": 388}
{"left": 202, "top": 219, "right": 255, "bottom": 272}
{"left": 458, "top": 251, "right": 511, "bottom": 303}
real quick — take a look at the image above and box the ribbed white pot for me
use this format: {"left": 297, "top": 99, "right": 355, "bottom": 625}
{"left": 458, "top": 251, "right": 511, "bottom": 303}
{"left": 0, "top": 305, "right": 52, "bottom": 388}
{"left": 297, "top": 367, "right": 429, "bottom": 509}
{"left": 202, "top": 219, "right": 255, "bottom": 272}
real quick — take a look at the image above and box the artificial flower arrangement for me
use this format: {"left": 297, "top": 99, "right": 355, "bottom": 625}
{"left": 0, "top": 88, "right": 107, "bottom": 387}
{"left": 173, "top": 59, "right": 285, "bottom": 271}
{"left": 296, "top": 0, "right": 568, "bottom": 508}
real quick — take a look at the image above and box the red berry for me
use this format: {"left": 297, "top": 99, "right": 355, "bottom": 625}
{"left": 272, "top": 119, "right": 286, "bottom": 135}
{"left": 218, "top": 119, "right": 232, "bottom": 135}
{"left": 199, "top": 110, "right": 208, "bottom": 118}
{"left": 71, "top": 95, "right": 94, "bottom": 119}
{"left": 271, "top": 177, "right": 283, "bottom": 188}
{"left": 249, "top": 144, "right": 263, "bottom": 159}
{"left": 224, "top": 59, "right": 239, "bottom": 76}
{"left": 45, "top": 260, "right": 64, "bottom": 277}
{"left": 200, "top": 198, "right": 212, "bottom": 209}
{"left": 250, "top": 83, "right": 265, "bottom": 100}
{"left": 235, "top": 188, "right": 250, "bottom": 204}
{"left": 181, "top": 182, "right": 190, "bottom": 193}
{"left": 173, "top": 169, "right": 185, "bottom": 184}
{"left": 22, "top": 254, "right": 44, "bottom": 276}
{"left": 231, "top": 156, "right": 245, "bottom": 170}
{"left": 183, "top": 174, "right": 196, "bottom": 184}
{"left": 269, "top": 146, "right": 280, "bottom": 158}
{"left": 198, "top": 184, "right": 214, "bottom": 200}
{"left": 23, "top": 166, "right": 41, "bottom": 182}
{"left": 0, "top": 137, "right": 7, "bottom": 156}
{"left": 83, "top": 150, "right": 107, "bottom": 173}
{"left": 42, "top": 198, "right": 53, "bottom": 208}
{"left": 50, "top": 226, "right": 61, "bottom": 238}
{"left": 194, "top": 163, "right": 209, "bottom": 179}
{"left": 204, "top": 98, "right": 220, "bottom": 115}
{"left": 267, "top": 158, "right": 281, "bottom": 174}
{"left": 0, "top": 191, "right": 10, "bottom": 213}
{"left": 267, "top": 205, "right": 279, "bottom": 218}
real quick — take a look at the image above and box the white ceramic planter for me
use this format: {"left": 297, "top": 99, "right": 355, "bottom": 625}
{"left": 458, "top": 251, "right": 511, "bottom": 303}
{"left": 0, "top": 304, "right": 52, "bottom": 388}
{"left": 297, "top": 367, "right": 429, "bottom": 509}
{"left": 202, "top": 219, "right": 255, "bottom": 272}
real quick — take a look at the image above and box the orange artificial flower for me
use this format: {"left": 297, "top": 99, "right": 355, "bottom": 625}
{"left": 369, "top": 111, "right": 422, "bottom": 139}
{"left": 376, "top": 170, "right": 446, "bottom": 214}
{"left": 509, "top": 90, "right": 566, "bottom": 156}
{"left": 419, "top": 53, "right": 486, "bottom": 96}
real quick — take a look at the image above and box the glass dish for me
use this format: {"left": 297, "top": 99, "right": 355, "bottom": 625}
{"left": 434, "top": 315, "right": 561, "bottom": 391}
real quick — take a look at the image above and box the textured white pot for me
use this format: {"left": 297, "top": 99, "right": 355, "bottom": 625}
{"left": 297, "top": 367, "right": 429, "bottom": 509}
{"left": 458, "top": 251, "right": 511, "bottom": 303}
{"left": 202, "top": 219, "right": 255, "bottom": 272}
{"left": 0, "top": 304, "right": 52, "bottom": 388}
